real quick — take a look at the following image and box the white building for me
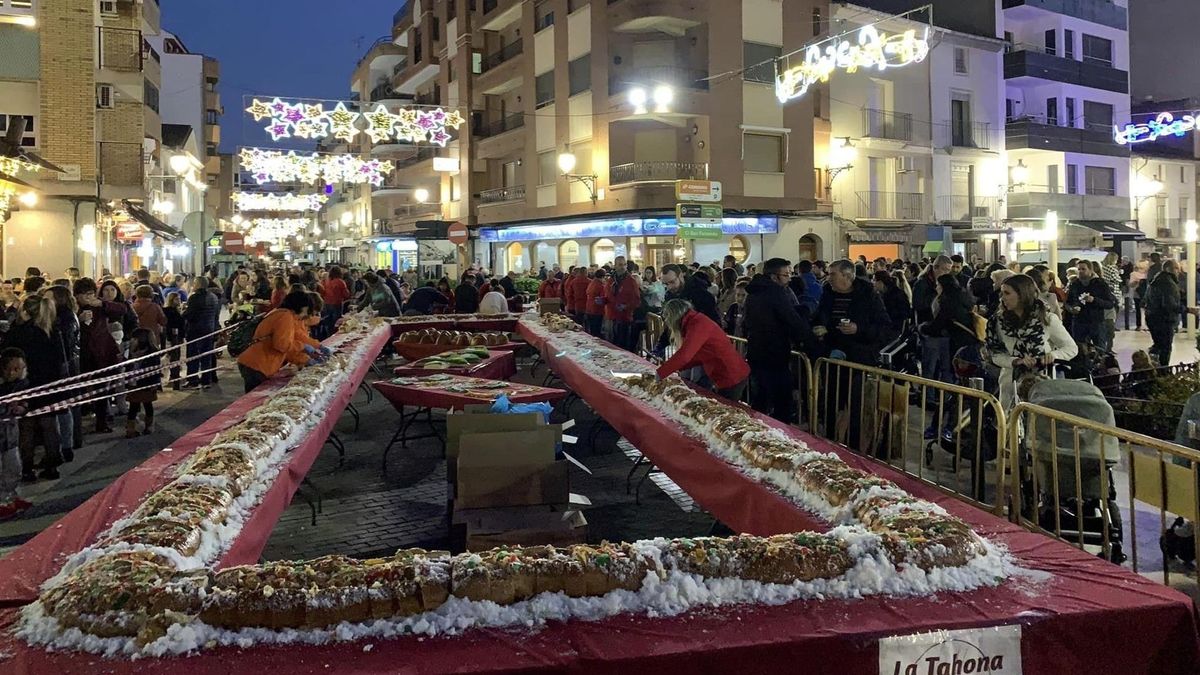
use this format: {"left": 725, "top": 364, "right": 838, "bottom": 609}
{"left": 1001, "top": 0, "right": 1137, "bottom": 257}
{"left": 824, "top": 3, "right": 1007, "bottom": 261}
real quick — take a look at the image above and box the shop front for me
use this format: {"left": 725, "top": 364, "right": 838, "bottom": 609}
{"left": 477, "top": 215, "right": 779, "bottom": 274}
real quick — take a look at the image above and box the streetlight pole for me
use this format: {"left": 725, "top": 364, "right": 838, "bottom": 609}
{"left": 1044, "top": 210, "right": 1059, "bottom": 274}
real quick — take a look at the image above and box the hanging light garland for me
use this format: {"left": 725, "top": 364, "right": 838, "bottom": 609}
{"left": 0, "top": 184, "right": 15, "bottom": 220}
{"left": 231, "top": 191, "right": 328, "bottom": 212}
{"left": 238, "top": 148, "right": 394, "bottom": 186}
{"left": 244, "top": 217, "right": 311, "bottom": 244}
{"left": 245, "top": 97, "right": 465, "bottom": 146}
{"left": 0, "top": 157, "right": 38, "bottom": 176}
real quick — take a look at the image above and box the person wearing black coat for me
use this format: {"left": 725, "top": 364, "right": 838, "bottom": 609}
{"left": 742, "top": 260, "right": 814, "bottom": 423}
{"left": 1145, "top": 259, "right": 1182, "bottom": 366}
{"left": 873, "top": 271, "right": 912, "bottom": 339}
{"left": 454, "top": 273, "right": 480, "bottom": 313}
{"left": 1065, "top": 261, "right": 1117, "bottom": 350}
{"left": 919, "top": 274, "right": 979, "bottom": 364}
{"left": 3, "top": 296, "right": 67, "bottom": 480}
{"left": 45, "top": 286, "right": 82, "bottom": 453}
{"left": 182, "top": 278, "right": 220, "bottom": 388}
{"left": 656, "top": 265, "right": 722, "bottom": 353}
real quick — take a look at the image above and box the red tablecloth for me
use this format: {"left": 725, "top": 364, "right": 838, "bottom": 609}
{"left": 393, "top": 350, "right": 517, "bottom": 382}
{"left": 374, "top": 377, "right": 567, "bottom": 412}
{"left": 391, "top": 340, "right": 521, "bottom": 363}
{"left": 388, "top": 317, "right": 520, "bottom": 338}
{"left": 0, "top": 328, "right": 392, "bottom": 606}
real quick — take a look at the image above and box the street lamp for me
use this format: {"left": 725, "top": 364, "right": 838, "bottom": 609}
{"left": 340, "top": 211, "right": 353, "bottom": 226}
{"left": 558, "top": 151, "right": 598, "bottom": 203}
{"left": 652, "top": 85, "right": 674, "bottom": 113}
{"left": 152, "top": 199, "right": 175, "bottom": 215}
{"left": 824, "top": 137, "right": 855, "bottom": 199}
{"left": 1009, "top": 159, "right": 1030, "bottom": 189}
{"left": 169, "top": 154, "right": 191, "bottom": 177}
{"left": 413, "top": 188, "right": 430, "bottom": 204}
{"left": 17, "top": 191, "right": 37, "bottom": 208}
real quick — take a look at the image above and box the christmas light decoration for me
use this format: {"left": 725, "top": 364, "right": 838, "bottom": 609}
{"left": 246, "top": 217, "right": 311, "bottom": 242}
{"left": 1114, "top": 111, "right": 1199, "bottom": 145}
{"left": 0, "top": 157, "right": 39, "bottom": 176}
{"left": 231, "top": 192, "right": 329, "bottom": 212}
{"left": 238, "top": 148, "right": 394, "bottom": 186}
{"left": 775, "top": 25, "right": 930, "bottom": 103}
{"left": 243, "top": 98, "right": 464, "bottom": 146}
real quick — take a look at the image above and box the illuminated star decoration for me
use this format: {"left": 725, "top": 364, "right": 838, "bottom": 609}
{"left": 231, "top": 192, "right": 329, "bottom": 212}
{"left": 242, "top": 97, "right": 465, "bottom": 147}
{"left": 364, "top": 105, "right": 398, "bottom": 144}
{"left": 238, "top": 148, "right": 394, "bottom": 186}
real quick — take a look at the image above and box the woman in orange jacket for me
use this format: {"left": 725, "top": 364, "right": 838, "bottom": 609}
{"left": 236, "top": 290, "right": 327, "bottom": 393}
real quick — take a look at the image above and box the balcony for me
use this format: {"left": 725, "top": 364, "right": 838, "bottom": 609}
{"left": 140, "top": 0, "right": 161, "bottom": 35}
{"left": 934, "top": 121, "right": 994, "bottom": 151}
{"left": 482, "top": 39, "right": 523, "bottom": 72}
{"left": 1005, "top": 117, "right": 1128, "bottom": 158}
{"left": 474, "top": 113, "right": 525, "bottom": 139}
{"left": 392, "top": 146, "right": 437, "bottom": 170}
{"left": 393, "top": 203, "right": 443, "bottom": 220}
{"left": 479, "top": 185, "right": 526, "bottom": 205}
{"left": 481, "top": 0, "right": 522, "bottom": 31}
{"left": 854, "top": 191, "right": 928, "bottom": 221}
{"left": 371, "top": 176, "right": 412, "bottom": 197}
{"left": 937, "top": 195, "right": 1000, "bottom": 223}
{"left": 609, "top": 0, "right": 703, "bottom": 36}
{"left": 1006, "top": 184, "right": 1130, "bottom": 222}
{"left": 357, "top": 36, "right": 406, "bottom": 71}
{"left": 1004, "top": 45, "right": 1127, "bottom": 94}
{"left": 99, "top": 26, "right": 143, "bottom": 72}
{"left": 609, "top": 161, "right": 708, "bottom": 185}
{"left": 1001, "top": 0, "right": 1126, "bottom": 31}
{"left": 609, "top": 66, "right": 709, "bottom": 97}
{"left": 861, "top": 109, "right": 923, "bottom": 143}
{"left": 1154, "top": 219, "right": 1185, "bottom": 241}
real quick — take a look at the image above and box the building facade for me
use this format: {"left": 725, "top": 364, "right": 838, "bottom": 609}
{"left": 0, "top": 0, "right": 169, "bottom": 277}
{"left": 340, "top": 0, "right": 826, "bottom": 275}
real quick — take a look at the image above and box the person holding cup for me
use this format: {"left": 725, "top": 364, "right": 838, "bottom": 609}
{"left": 73, "top": 278, "right": 127, "bottom": 434}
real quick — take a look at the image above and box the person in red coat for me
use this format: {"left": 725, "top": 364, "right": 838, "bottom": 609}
{"left": 604, "top": 256, "right": 641, "bottom": 351}
{"left": 657, "top": 298, "right": 751, "bottom": 401}
{"left": 584, "top": 268, "right": 608, "bottom": 337}
{"left": 538, "top": 275, "right": 563, "bottom": 302}
{"left": 566, "top": 267, "right": 590, "bottom": 325}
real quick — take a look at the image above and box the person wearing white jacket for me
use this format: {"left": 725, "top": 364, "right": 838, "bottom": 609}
{"left": 985, "top": 274, "right": 1078, "bottom": 409}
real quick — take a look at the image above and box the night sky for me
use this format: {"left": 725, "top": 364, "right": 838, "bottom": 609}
{"left": 163, "top": 0, "right": 406, "bottom": 153}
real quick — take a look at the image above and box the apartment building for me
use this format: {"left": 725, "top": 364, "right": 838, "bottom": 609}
{"left": 824, "top": 3, "right": 1007, "bottom": 262}
{"left": 1122, "top": 99, "right": 1199, "bottom": 257}
{"left": 348, "top": 0, "right": 824, "bottom": 274}
{"left": 1001, "top": 0, "right": 1139, "bottom": 259}
{"left": 0, "top": 0, "right": 171, "bottom": 277}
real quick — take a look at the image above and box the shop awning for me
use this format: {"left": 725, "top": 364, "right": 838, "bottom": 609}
{"left": 122, "top": 200, "right": 183, "bottom": 240}
{"left": 847, "top": 226, "right": 915, "bottom": 244}
{"left": 1068, "top": 220, "right": 1145, "bottom": 239}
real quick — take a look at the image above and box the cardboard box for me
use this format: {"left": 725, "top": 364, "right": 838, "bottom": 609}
{"left": 537, "top": 298, "right": 563, "bottom": 315}
{"left": 455, "top": 427, "right": 565, "bottom": 509}
{"left": 446, "top": 411, "right": 556, "bottom": 460}
{"left": 465, "top": 510, "right": 588, "bottom": 551}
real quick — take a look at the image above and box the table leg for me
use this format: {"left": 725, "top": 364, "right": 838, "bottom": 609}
{"left": 529, "top": 352, "right": 543, "bottom": 376}
{"left": 325, "top": 432, "right": 346, "bottom": 466}
{"left": 626, "top": 454, "right": 648, "bottom": 494}
{"left": 294, "top": 485, "right": 319, "bottom": 526}
{"left": 635, "top": 462, "right": 659, "bottom": 505}
{"left": 301, "top": 476, "right": 324, "bottom": 515}
{"left": 359, "top": 382, "right": 374, "bottom": 404}
{"left": 346, "top": 402, "right": 361, "bottom": 432}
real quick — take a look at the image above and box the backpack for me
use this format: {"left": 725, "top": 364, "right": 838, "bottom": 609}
{"left": 954, "top": 311, "right": 988, "bottom": 343}
{"left": 226, "top": 310, "right": 270, "bottom": 357}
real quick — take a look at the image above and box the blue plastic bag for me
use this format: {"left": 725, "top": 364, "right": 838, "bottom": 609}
{"left": 490, "top": 394, "right": 562, "bottom": 458}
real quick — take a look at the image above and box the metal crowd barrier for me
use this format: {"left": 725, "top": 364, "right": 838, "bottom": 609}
{"left": 1008, "top": 402, "right": 1200, "bottom": 585}
{"left": 809, "top": 357, "right": 1009, "bottom": 516}
{"left": 727, "top": 336, "right": 812, "bottom": 423}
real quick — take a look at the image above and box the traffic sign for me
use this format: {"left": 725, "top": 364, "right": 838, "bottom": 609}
{"left": 446, "top": 222, "right": 469, "bottom": 245}
{"left": 675, "top": 180, "right": 722, "bottom": 202}
{"left": 676, "top": 202, "right": 723, "bottom": 224}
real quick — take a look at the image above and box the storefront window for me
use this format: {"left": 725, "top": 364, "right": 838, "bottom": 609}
{"left": 559, "top": 240, "right": 579, "bottom": 269}
{"left": 729, "top": 236, "right": 749, "bottom": 264}
{"left": 592, "top": 238, "right": 616, "bottom": 266}
{"left": 506, "top": 241, "right": 525, "bottom": 272}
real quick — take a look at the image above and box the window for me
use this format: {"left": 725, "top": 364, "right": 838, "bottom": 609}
{"left": 1046, "top": 97, "right": 1058, "bottom": 125}
{"left": 568, "top": 54, "right": 590, "bottom": 96}
{"left": 1082, "top": 34, "right": 1112, "bottom": 66}
{"left": 0, "top": 114, "right": 36, "bottom": 147}
{"left": 1183, "top": 166, "right": 1188, "bottom": 183}
{"left": 536, "top": 2, "right": 555, "bottom": 31}
{"left": 1005, "top": 98, "right": 1015, "bottom": 121}
{"left": 1064, "top": 98, "right": 1075, "bottom": 128}
{"left": 205, "top": 110, "right": 219, "bottom": 124}
{"left": 744, "top": 133, "right": 784, "bottom": 173}
{"left": 207, "top": 144, "right": 218, "bottom": 156}
{"left": 1083, "top": 100, "right": 1113, "bottom": 131}
{"left": 1084, "top": 166, "right": 1115, "bottom": 195}
{"left": 559, "top": 240, "right": 580, "bottom": 269}
{"left": 538, "top": 150, "right": 557, "bottom": 185}
{"left": 729, "top": 236, "right": 749, "bottom": 264}
{"left": 1048, "top": 165, "right": 1059, "bottom": 193}
{"left": 951, "top": 97, "right": 972, "bottom": 146}
{"left": 447, "top": 0, "right": 456, "bottom": 22}
{"left": 1044, "top": 29, "right": 1056, "bottom": 56}
{"left": 568, "top": 0, "right": 586, "bottom": 13}
{"left": 144, "top": 81, "right": 160, "bottom": 113}
{"left": 813, "top": 168, "right": 824, "bottom": 199}
{"left": 431, "top": 18, "right": 440, "bottom": 41}
{"left": 954, "top": 47, "right": 968, "bottom": 74}
{"left": 1064, "top": 29, "right": 1075, "bottom": 60}
{"left": 535, "top": 71, "right": 554, "bottom": 108}
{"left": 812, "top": 7, "right": 821, "bottom": 37}
{"left": 1181, "top": 196, "right": 1189, "bottom": 223}
{"left": 743, "top": 42, "right": 781, "bottom": 84}
{"left": 1066, "top": 164, "right": 1077, "bottom": 194}
{"left": 205, "top": 78, "right": 217, "bottom": 92}
{"left": 1155, "top": 196, "right": 1167, "bottom": 223}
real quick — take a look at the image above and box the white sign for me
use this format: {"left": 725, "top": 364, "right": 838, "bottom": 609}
{"left": 776, "top": 25, "right": 930, "bottom": 103}
{"left": 432, "top": 157, "right": 459, "bottom": 173}
{"left": 971, "top": 216, "right": 992, "bottom": 230}
{"left": 879, "top": 625, "right": 1022, "bottom": 675}
{"left": 676, "top": 180, "right": 722, "bottom": 202}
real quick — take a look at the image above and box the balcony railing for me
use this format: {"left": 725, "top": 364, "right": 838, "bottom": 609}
{"left": 609, "top": 161, "right": 708, "bottom": 185}
{"left": 862, "top": 108, "right": 917, "bottom": 143}
{"left": 99, "top": 27, "right": 144, "bottom": 72}
{"left": 357, "top": 36, "right": 395, "bottom": 68}
{"left": 392, "top": 58, "right": 410, "bottom": 78}
{"left": 1154, "top": 219, "right": 1185, "bottom": 240}
{"left": 934, "top": 121, "right": 993, "bottom": 150}
{"left": 393, "top": 203, "right": 443, "bottom": 219}
{"left": 479, "top": 185, "right": 526, "bottom": 204}
{"left": 482, "top": 39, "right": 523, "bottom": 72}
{"left": 393, "top": 146, "right": 437, "bottom": 169}
{"left": 855, "top": 191, "right": 926, "bottom": 221}
{"left": 609, "top": 66, "right": 710, "bottom": 95}
{"left": 937, "top": 195, "right": 1000, "bottom": 222}
{"left": 369, "top": 82, "right": 397, "bottom": 102}
{"left": 475, "top": 113, "right": 525, "bottom": 139}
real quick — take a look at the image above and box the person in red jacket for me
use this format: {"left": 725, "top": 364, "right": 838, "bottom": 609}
{"left": 657, "top": 298, "right": 750, "bottom": 401}
{"left": 604, "top": 256, "right": 641, "bottom": 351}
{"left": 538, "top": 275, "right": 563, "bottom": 303}
{"left": 584, "top": 268, "right": 608, "bottom": 337}
{"left": 566, "top": 267, "right": 590, "bottom": 325}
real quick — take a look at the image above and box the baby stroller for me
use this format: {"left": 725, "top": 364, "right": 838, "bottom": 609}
{"left": 925, "top": 345, "right": 1001, "bottom": 503}
{"left": 879, "top": 320, "right": 921, "bottom": 376}
{"left": 1019, "top": 377, "right": 1126, "bottom": 563}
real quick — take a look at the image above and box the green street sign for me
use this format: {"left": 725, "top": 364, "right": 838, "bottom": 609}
{"left": 678, "top": 222, "right": 723, "bottom": 240}
{"left": 676, "top": 202, "right": 722, "bottom": 224}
